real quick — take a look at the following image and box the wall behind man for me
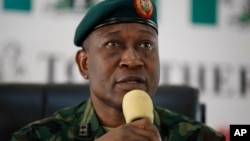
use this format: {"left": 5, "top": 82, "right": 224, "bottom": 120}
{"left": 157, "top": 1, "right": 250, "bottom": 137}
{"left": 0, "top": 0, "right": 250, "bottom": 135}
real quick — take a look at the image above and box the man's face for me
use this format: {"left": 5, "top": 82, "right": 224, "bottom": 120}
{"left": 77, "top": 23, "right": 160, "bottom": 110}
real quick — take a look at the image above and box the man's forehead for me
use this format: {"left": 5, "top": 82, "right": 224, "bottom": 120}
{"left": 93, "top": 23, "right": 157, "bottom": 36}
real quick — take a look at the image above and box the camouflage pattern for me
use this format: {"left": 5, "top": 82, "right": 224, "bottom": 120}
{"left": 11, "top": 98, "right": 225, "bottom": 141}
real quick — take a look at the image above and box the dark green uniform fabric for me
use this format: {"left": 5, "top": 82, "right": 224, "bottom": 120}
{"left": 11, "top": 98, "right": 225, "bottom": 141}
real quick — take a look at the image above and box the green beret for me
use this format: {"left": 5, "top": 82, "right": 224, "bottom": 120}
{"left": 74, "top": 0, "right": 158, "bottom": 47}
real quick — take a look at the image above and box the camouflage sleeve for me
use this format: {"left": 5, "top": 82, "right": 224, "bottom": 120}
{"left": 189, "top": 126, "right": 225, "bottom": 141}
{"left": 10, "top": 117, "right": 60, "bottom": 141}
{"left": 10, "top": 124, "right": 40, "bottom": 141}
{"left": 155, "top": 106, "right": 225, "bottom": 141}
{"left": 170, "top": 122, "right": 226, "bottom": 141}
{"left": 10, "top": 116, "right": 76, "bottom": 141}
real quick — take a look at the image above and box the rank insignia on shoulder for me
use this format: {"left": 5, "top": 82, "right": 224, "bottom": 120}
{"left": 78, "top": 123, "right": 89, "bottom": 137}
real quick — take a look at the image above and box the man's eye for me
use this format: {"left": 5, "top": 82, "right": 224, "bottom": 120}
{"left": 106, "top": 41, "right": 120, "bottom": 48}
{"left": 139, "top": 41, "right": 153, "bottom": 49}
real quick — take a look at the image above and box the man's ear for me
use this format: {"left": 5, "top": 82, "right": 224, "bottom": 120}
{"left": 76, "top": 49, "right": 89, "bottom": 79}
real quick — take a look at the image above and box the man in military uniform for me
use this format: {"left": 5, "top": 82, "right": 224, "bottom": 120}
{"left": 11, "top": 0, "right": 225, "bottom": 140}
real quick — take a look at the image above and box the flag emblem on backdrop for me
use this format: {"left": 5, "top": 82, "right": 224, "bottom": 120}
{"left": 3, "top": 0, "right": 32, "bottom": 12}
{"left": 191, "top": 0, "right": 217, "bottom": 25}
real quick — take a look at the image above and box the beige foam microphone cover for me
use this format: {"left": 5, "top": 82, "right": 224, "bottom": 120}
{"left": 122, "top": 89, "right": 154, "bottom": 123}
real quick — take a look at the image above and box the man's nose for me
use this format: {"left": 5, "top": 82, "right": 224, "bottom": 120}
{"left": 119, "top": 47, "right": 144, "bottom": 68}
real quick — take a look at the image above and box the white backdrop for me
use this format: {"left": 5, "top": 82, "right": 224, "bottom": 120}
{"left": 1, "top": 0, "right": 250, "bottom": 135}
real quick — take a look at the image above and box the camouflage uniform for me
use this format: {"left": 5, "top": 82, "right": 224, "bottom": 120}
{"left": 11, "top": 98, "right": 225, "bottom": 141}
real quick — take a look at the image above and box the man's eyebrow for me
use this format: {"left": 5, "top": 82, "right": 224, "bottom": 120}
{"left": 104, "top": 30, "right": 121, "bottom": 38}
{"left": 139, "top": 29, "right": 156, "bottom": 36}
{"left": 103, "top": 29, "right": 156, "bottom": 37}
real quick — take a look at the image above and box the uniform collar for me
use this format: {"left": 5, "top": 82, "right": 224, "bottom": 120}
{"left": 153, "top": 106, "right": 161, "bottom": 131}
{"left": 74, "top": 98, "right": 105, "bottom": 140}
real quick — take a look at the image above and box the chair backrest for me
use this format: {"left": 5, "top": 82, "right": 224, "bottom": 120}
{"left": 44, "top": 84, "right": 90, "bottom": 116}
{"left": 0, "top": 84, "right": 45, "bottom": 141}
{"left": 152, "top": 85, "right": 200, "bottom": 121}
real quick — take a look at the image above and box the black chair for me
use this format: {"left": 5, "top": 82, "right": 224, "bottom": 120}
{"left": 44, "top": 84, "right": 90, "bottom": 116}
{"left": 153, "top": 85, "right": 204, "bottom": 122}
{"left": 0, "top": 84, "right": 45, "bottom": 141}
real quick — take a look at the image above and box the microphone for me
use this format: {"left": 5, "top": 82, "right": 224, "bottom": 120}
{"left": 122, "top": 89, "right": 154, "bottom": 123}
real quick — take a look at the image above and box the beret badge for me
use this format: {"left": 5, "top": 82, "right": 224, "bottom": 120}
{"left": 134, "top": 0, "right": 153, "bottom": 19}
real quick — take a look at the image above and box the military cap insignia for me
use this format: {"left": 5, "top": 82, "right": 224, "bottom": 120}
{"left": 134, "top": 0, "right": 153, "bottom": 19}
